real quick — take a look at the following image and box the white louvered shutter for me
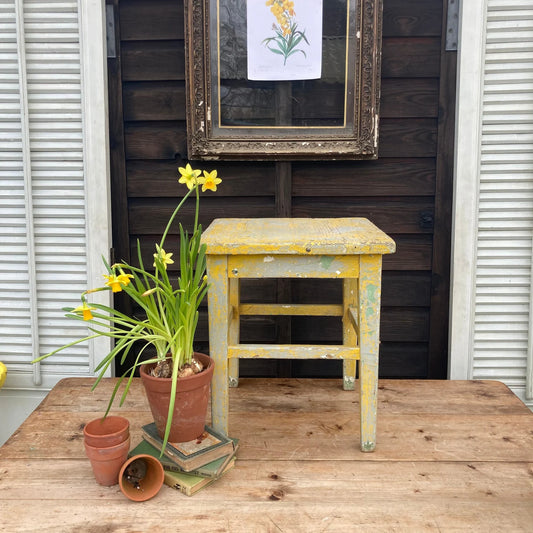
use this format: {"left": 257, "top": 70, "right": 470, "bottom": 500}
{"left": 473, "top": 0, "right": 533, "bottom": 403}
{"left": 0, "top": 0, "right": 92, "bottom": 389}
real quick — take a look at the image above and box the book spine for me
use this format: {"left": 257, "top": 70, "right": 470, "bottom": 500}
{"left": 163, "top": 477, "right": 192, "bottom": 496}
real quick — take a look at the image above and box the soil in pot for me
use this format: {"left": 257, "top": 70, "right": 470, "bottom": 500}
{"left": 119, "top": 454, "right": 165, "bottom": 502}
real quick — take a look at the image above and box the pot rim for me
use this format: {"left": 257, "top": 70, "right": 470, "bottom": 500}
{"left": 84, "top": 415, "right": 129, "bottom": 440}
{"left": 119, "top": 454, "right": 165, "bottom": 502}
{"left": 84, "top": 436, "right": 130, "bottom": 451}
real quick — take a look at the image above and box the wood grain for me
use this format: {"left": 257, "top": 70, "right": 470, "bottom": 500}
{"left": 1, "top": 379, "right": 532, "bottom": 532}
{"left": 119, "top": 0, "right": 183, "bottom": 41}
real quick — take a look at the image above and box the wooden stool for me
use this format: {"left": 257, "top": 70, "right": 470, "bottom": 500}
{"left": 202, "top": 218, "right": 395, "bottom": 451}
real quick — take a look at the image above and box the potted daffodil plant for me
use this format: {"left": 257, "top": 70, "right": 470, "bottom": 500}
{"left": 33, "top": 164, "right": 221, "bottom": 451}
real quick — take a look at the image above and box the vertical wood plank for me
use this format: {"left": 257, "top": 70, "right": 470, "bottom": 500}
{"left": 343, "top": 277, "right": 358, "bottom": 390}
{"left": 428, "top": 0, "right": 456, "bottom": 378}
{"left": 206, "top": 255, "right": 230, "bottom": 435}
{"left": 358, "top": 254, "right": 383, "bottom": 451}
{"left": 107, "top": 0, "right": 133, "bottom": 376}
{"left": 276, "top": 161, "right": 293, "bottom": 377}
{"left": 228, "top": 277, "right": 240, "bottom": 387}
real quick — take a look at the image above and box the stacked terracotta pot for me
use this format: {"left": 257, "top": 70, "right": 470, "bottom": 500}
{"left": 83, "top": 415, "right": 131, "bottom": 486}
{"left": 83, "top": 415, "right": 164, "bottom": 501}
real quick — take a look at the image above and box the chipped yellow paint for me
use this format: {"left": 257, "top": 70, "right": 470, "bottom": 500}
{"left": 202, "top": 218, "right": 396, "bottom": 256}
{"left": 358, "top": 254, "right": 382, "bottom": 452}
{"left": 228, "top": 344, "right": 360, "bottom": 360}
{"left": 228, "top": 278, "right": 240, "bottom": 388}
{"left": 343, "top": 278, "right": 358, "bottom": 390}
{"left": 227, "top": 254, "right": 359, "bottom": 278}
{"left": 205, "top": 255, "right": 230, "bottom": 434}
{"left": 239, "top": 303, "right": 344, "bottom": 316}
{"left": 203, "top": 218, "right": 395, "bottom": 448}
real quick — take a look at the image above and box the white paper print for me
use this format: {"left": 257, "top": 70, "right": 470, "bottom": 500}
{"left": 247, "top": 0, "right": 323, "bottom": 81}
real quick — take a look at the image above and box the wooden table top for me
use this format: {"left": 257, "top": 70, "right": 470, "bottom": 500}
{"left": 1, "top": 378, "right": 532, "bottom": 532}
{"left": 201, "top": 218, "right": 396, "bottom": 255}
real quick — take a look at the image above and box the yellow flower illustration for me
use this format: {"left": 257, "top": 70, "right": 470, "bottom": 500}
{"left": 263, "top": 0, "right": 308, "bottom": 66}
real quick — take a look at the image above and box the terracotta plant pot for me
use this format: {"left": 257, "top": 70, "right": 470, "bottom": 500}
{"left": 84, "top": 437, "right": 131, "bottom": 486}
{"left": 83, "top": 415, "right": 129, "bottom": 448}
{"left": 140, "top": 352, "right": 214, "bottom": 443}
{"left": 119, "top": 454, "right": 165, "bottom": 502}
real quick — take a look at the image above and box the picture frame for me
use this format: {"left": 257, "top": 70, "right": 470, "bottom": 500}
{"left": 184, "top": 0, "right": 383, "bottom": 160}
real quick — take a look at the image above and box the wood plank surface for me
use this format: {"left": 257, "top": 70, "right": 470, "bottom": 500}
{"left": 292, "top": 158, "right": 436, "bottom": 197}
{"left": 382, "top": 0, "right": 443, "bottom": 37}
{"left": 1, "top": 379, "right": 532, "bottom": 532}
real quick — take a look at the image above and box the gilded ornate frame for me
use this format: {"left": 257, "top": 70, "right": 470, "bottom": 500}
{"left": 184, "top": 0, "right": 383, "bottom": 160}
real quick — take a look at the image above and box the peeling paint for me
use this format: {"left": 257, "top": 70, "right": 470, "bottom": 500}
{"left": 320, "top": 256, "right": 334, "bottom": 269}
{"left": 203, "top": 220, "right": 392, "bottom": 447}
{"left": 362, "top": 441, "right": 375, "bottom": 452}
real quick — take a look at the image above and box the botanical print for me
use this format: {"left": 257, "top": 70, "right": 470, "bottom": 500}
{"left": 247, "top": 0, "right": 323, "bottom": 81}
{"left": 262, "top": 0, "right": 309, "bottom": 66}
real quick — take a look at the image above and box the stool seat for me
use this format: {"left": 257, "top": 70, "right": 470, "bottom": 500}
{"left": 202, "top": 217, "right": 395, "bottom": 452}
{"left": 201, "top": 218, "right": 396, "bottom": 256}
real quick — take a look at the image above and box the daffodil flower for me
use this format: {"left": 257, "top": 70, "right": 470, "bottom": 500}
{"left": 201, "top": 170, "right": 222, "bottom": 192}
{"left": 104, "top": 273, "right": 134, "bottom": 292}
{"left": 73, "top": 302, "right": 96, "bottom": 321}
{"left": 178, "top": 163, "right": 202, "bottom": 190}
{"left": 153, "top": 248, "right": 174, "bottom": 269}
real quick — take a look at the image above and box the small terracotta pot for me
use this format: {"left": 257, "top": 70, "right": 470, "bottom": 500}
{"left": 119, "top": 454, "right": 165, "bottom": 502}
{"left": 140, "top": 352, "right": 214, "bottom": 443}
{"left": 84, "top": 437, "right": 131, "bottom": 486}
{"left": 83, "top": 416, "right": 129, "bottom": 448}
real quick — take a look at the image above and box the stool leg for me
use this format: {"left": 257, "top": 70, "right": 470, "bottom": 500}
{"left": 343, "top": 278, "right": 357, "bottom": 390}
{"left": 206, "top": 255, "right": 230, "bottom": 436}
{"left": 358, "top": 254, "right": 383, "bottom": 452}
{"left": 228, "top": 277, "right": 240, "bottom": 388}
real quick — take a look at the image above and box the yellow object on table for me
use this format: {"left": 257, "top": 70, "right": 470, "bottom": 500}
{"left": 202, "top": 218, "right": 395, "bottom": 452}
{"left": 0, "top": 362, "right": 7, "bottom": 389}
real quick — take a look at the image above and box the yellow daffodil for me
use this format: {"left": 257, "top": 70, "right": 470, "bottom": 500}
{"left": 73, "top": 302, "right": 96, "bottom": 321}
{"left": 201, "top": 170, "right": 222, "bottom": 192}
{"left": 104, "top": 273, "right": 133, "bottom": 293}
{"left": 153, "top": 248, "right": 174, "bottom": 269}
{"left": 178, "top": 163, "right": 202, "bottom": 190}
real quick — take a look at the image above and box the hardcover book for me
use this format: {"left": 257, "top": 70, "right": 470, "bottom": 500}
{"left": 163, "top": 458, "right": 236, "bottom": 496}
{"left": 129, "top": 438, "right": 239, "bottom": 478}
{"left": 141, "top": 423, "right": 236, "bottom": 472}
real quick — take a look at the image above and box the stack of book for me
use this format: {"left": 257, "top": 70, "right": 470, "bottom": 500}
{"left": 129, "top": 423, "right": 238, "bottom": 496}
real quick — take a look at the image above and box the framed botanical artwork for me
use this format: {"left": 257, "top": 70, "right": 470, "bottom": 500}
{"left": 185, "top": 0, "right": 383, "bottom": 160}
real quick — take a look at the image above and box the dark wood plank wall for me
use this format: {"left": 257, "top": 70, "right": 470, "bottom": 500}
{"left": 109, "top": 0, "right": 454, "bottom": 379}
